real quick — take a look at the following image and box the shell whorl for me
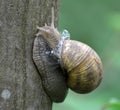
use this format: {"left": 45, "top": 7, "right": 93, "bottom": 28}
{"left": 61, "top": 40, "right": 103, "bottom": 93}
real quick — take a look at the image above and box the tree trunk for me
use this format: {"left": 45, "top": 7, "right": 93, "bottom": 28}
{"left": 0, "top": 0, "right": 60, "bottom": 110}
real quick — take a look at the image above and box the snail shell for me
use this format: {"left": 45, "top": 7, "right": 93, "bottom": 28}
{"left": 61, "top": 40, "right": 103, "bottom": 93}
{"left": 35, "top": 8, "right": 103, "bottom": 94}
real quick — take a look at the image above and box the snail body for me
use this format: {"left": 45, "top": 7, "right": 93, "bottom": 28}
{"left": 33, "top": 8, "right": 103, "bottom": 102}
{"left": 33, "top": 36, "right": 68, "bottom": 102}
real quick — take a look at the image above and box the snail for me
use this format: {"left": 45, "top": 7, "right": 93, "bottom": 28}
{"left": 33, "top": 8, "right": 103, "bottom": 102}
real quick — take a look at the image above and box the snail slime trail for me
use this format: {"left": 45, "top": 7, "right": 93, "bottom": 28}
{"left": 33, "top": 7, "right": 103, "bottom": 102}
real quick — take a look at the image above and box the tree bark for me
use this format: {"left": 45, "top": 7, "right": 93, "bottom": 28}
{"left": 0, "top": 0, "right": 60, "bottom": 110}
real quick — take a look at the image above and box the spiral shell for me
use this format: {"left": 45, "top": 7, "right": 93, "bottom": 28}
{"left": 61, "top": 40, "right": 103, "bottom": 93}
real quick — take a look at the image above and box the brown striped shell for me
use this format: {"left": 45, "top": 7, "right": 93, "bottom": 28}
{"left": 61, "top": 40, "right": 103, "bottom": 93}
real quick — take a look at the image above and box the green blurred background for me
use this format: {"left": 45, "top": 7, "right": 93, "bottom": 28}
{"left": 53, "top": 0, "right": 120, "bottom": 110}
